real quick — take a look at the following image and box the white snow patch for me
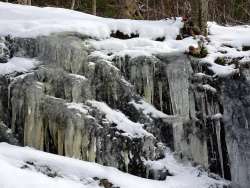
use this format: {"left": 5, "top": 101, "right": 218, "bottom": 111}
{"left": 69, "top": 74, "right": 87, "bottom": 81}
{"left": 0, "top": 2, "right": 182, "bottom": 40}
{"left": 87, "top": 100, "right": 152, "bottom": 138}
{"left": 145, "top": 148, "right": 228, "bottom": 188}
{"left": 0, "top": 143, "right": 228, "bottom": 188}
{"left": 89, "top": 36, "right": 197, "bottom": 58}
{"left": 211, "top": 113, "right": 223, "bottom": 120}
{"left": 209, "top": 22, "right": 250, "bottom": 49}
{"left": 129, "top": 99, "right": 168, "bottom": 119}
{"left": 202, "top": 84, "right": 217, "bottom": 93}
{"left": 0, "top": 57, "right": 39, "bottom": 75}
{"left": 198, "top": 22, "right": 250, "bottom": 77}
{"left": 67, "top": 103, "right": 89, "bottom": 114}
{"left": 201, "top": 54, "right": 239, "bottom": 77}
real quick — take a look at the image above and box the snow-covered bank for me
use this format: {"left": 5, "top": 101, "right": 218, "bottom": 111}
{"left": 0, "top": 143, "right": 227, "bottom": 188}
{"left": 0, "top": 2, "right": 182, "bottom": 40}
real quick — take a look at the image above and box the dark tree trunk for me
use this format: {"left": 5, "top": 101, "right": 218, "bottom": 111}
{"left": 71, "top": 0, "right": 75, "bottom": 10}
{"left": 92, "top": 0, "right": 97, "bottom": 15}
{"left": 191, "top": 0, "right": 208, "bottom": 36}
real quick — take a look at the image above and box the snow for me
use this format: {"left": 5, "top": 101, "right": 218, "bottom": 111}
{"left": 87, "top": 100, "right": 152, "bottom": 138}
{"left": 145, "top": 148, "right": 229, "bottom": 188}
{"left": 0, "top": 2, "right": 182, "bottom": 40}
{"left": 211, "top": 113, "right": 223, "bottom": 120}
{"left": 200, "top": 46, "right": 241, "bottom": 77}
{"left": 89, "top": 37, "right": 197, "bottom": 58}
{"left": 67, "top": 103, "right": 89, "bottom": 114}
{"left": 69, "top": 74, "right": 87, "bottom": 81}
{"left": 0, "top": 143, "right": 228, "bottom": 188}
{"left": 196, "top": 22, "right": 250, "bottom": 77}
{"left": 208, "top": 22, "right": 250, "bottom": 49}
{"left": 0, "top": 57, "right": 39, "bottom": 75}
{"left": 129, "top": 99, "right": 168, "bottom": 119}
{"left": 201, "top": 84, "right": 217, "bottom": 93}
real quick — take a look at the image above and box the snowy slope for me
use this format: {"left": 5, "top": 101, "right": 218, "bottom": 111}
{"left": 0, "top": 143, "right": 228, "bottom": 188}
{"left": 0, "top": 2, "right": 182, "bottom": 40}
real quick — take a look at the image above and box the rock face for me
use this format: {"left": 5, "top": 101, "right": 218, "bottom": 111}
{"left": 222, "top": 76, "right": 250, "bottom": 188}
{"left": 0, "top": 33, "right": 249, "bottom": 187}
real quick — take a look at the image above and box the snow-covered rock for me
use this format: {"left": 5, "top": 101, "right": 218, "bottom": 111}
{"left": 0, "top": 2, "right": 250, "bottom": 188}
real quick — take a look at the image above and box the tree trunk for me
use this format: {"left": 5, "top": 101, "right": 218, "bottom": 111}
{"left": 92, "top": 0, "right": 97, "bottom": 15}
{"left": 17, "top": 0, "right": 31, "bottom": 5}
{"left": 146, "top": 0, "right": 149, "bottom": 19}
{"left": 191, "top": 0, "right": 208, "bottom": 36}
{"left": 120, "top": 0, "right": 143, "bottom": 19}
{"left": 17, "top": 0, "right": 24, "bottom": 4}
{"left": 71, "top": 0, "right": 75, "bottom": 10}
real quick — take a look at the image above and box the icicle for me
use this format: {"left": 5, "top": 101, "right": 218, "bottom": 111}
{"left": 215, "top": 121, "right": 225, "bottom": 178}
{"left": 158, "top": 81, "right": 163, "bottom": 111}
{"left": 245, "top": 117, "right": 249, "bottom": 129}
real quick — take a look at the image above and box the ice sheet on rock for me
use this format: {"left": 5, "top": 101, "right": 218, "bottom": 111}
{"left": 87, "top": 100, "right": 152, "bottom": 138}
{"left": 0, "top": 143, "right": 228, "bottom": 188}
{"left": 129, "top": 99, "right": 168, "bottom": 119}
{"left": 0, "top": 57, "right": 39, "bottom": 75}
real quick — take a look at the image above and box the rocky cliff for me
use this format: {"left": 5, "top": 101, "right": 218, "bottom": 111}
{"left": 0, "top": 31, "right": 249, "bottom": 188}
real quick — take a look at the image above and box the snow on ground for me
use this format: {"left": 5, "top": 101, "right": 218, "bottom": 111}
{"left": 0, "top": 143, "right": 228, "bottom": 188}
{"left": 208, "top": 22, "right": 250, "bottom": 49}
{"left": 87, "top": 100, "right": 152, "bottom": 138}
{"left": 0, "top": 57, "right": 39, "bottom": 75}
{"left": 0, "top": 2, "right": 182, "bottom": 40}
{"left": 145, "top": 148, "right": 229, "bottom": 188}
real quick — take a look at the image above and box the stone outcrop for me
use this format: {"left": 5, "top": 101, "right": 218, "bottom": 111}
{"left": 0, "top": 32, "right": 249, "bottom": 187}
